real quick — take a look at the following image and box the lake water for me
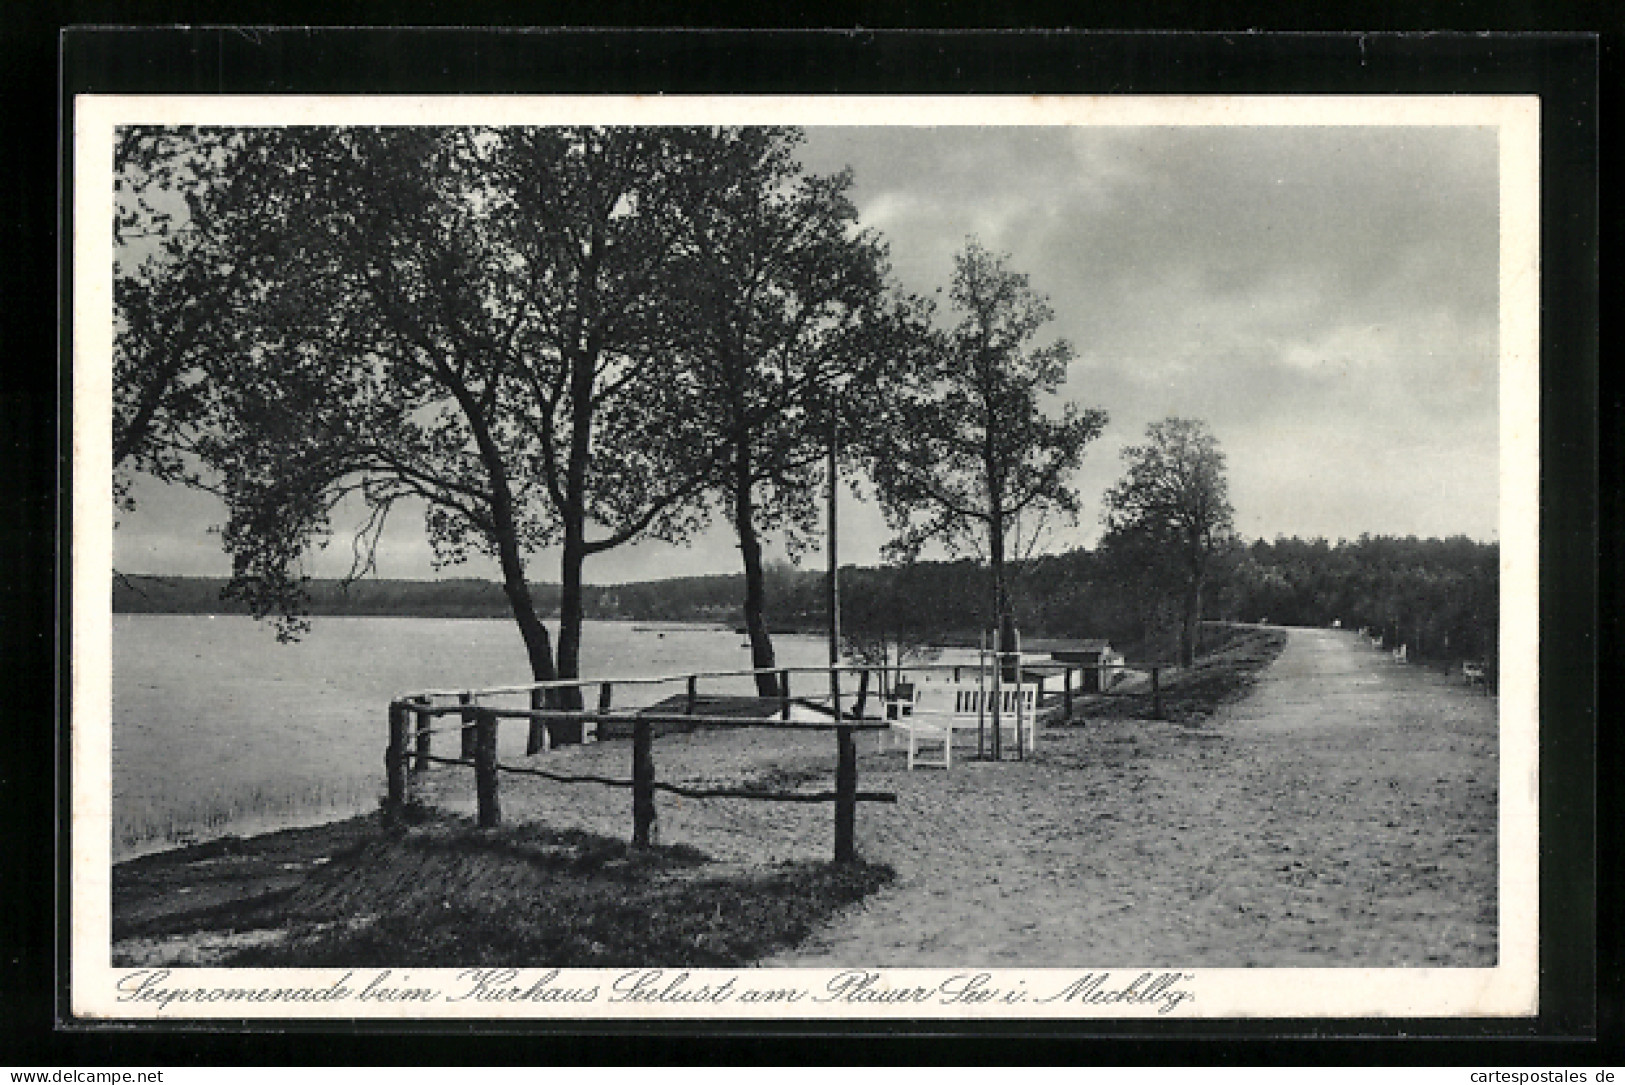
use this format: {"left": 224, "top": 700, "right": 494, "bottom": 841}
{"left": 109, "top": 614, "right": 844, "bottom": 856}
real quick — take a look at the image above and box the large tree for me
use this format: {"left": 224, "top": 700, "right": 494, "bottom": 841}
{"left": 1101, "top": 417, "right": 1236, "bottom": 666}
{"left": 867, "top": 241, "right": 1107, "bottom": 751}
{"left": 665, "top": 129, "right": 901, "bottom": 696}
{"left": 123, "top": 126, "right": 741, "bottom": 742}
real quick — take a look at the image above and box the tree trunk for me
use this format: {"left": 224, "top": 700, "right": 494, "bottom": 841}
{"left": 494, "top": 526, "right": 556, "bottom": 690}
{"left": 492, "top": 533, "right": 558, "bottom": 758}
{"left": 990, "top": 515, "right": 1018, "bottom": 677}
{"left": 480, "top": 466, "right": 555, "bottom": 692}
{"left": 444, "top": 373, "right": 558, "bottom": 736}
{"left": 552, "top": 348, "right": 596, "bottom": 727}
{"left": 1180, "top": 575, "right": 1202, "bottom": 667}
{"left": 556, "top": 524, "right": 587, "bottom": 700}
{"left": 734, "top": 466, "right": 781, "bottom": 698}
{"left": 548, "top": 523, "right": 588, "bottom": 743}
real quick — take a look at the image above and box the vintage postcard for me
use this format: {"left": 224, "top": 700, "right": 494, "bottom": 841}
{"left": 72, "top": 94, "right": 1539, "bottom": 1020}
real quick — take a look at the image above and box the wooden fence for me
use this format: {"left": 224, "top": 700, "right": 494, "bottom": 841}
{"left": 386, "top": 659, "right": 1087, "bottom": 863}
{"left": 387, "top": 664, "right": 901, "bottom": 863}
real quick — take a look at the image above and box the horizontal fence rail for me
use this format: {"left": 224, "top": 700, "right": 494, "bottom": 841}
{"left": 397, "top": 658, "right": 1068, "bottom": 701}
{"left": 404, "top": 705, "right": 892, "bottom": 731}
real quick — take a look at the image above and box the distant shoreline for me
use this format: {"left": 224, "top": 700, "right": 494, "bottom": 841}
{"left": 111, "top": 571, "right": 767, "bottom": 625}
{"left": 116, "top": 610, "right": 740, "bottom": 630}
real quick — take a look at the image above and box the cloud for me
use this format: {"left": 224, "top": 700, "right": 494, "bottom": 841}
{"left": 799, "top": 124, "right": 1500, "bottom": 544}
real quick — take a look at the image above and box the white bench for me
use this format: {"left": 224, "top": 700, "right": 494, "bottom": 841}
{"left": 1462, "top": 661, "right": 1487, "bottom": 686}
{"left": 892, "top": 685, "right": 1039, "bottom": 770}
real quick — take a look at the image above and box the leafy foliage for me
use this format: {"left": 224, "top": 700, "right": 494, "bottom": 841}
{"left": 112, "top": 128, "right": 250, "bottom": 507}
{"left": 1218, "top": 535, "right": 1499, "bottom": 667}
{"left": 659, "top": 129, "right": 905, "bottom": 693}
{"left": 866, "top": 241, "right": 1107, "bottom": 632}
{"left": 1101, "top": 418, "right": 1236, "bottom": 665}
{"left": 114, "top": 127, "right": 806, "bottom": 680}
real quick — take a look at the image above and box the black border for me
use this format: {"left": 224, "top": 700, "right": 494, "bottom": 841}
{"left": 16, "top": 23, "right": 1603, "bottom": 1063}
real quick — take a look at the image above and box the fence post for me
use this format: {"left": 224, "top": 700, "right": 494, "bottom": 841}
{"left": 385, "top": 702, "right": 410, "bottom": 809}
{"left": 413, "top": 696, "right": 432, "bottom": 772}
{"left": 474, "top": 709, "right": 501, "bottom": 828}
{"left": 976, "top": 632, "right": 987, "bottom": 760}
{"left": 779, "top": 670, "right": 791, "bottom": 721}
{"left": 526, "top": 687, "right": 549, "bottom": 755}
{"left": 595, "top": 682, "right": 612, "bottom": 743}
{"left": 685, "top": 675, "right": 699, "bottom": 715}
{"left": 1063, "top": 667, "right": 1074, "bottom": 719}
{"left": 834, "top": 725, "right": 857, "bottom": 863}
{"left": 632, "top": 719, "right": 656, "bottom": 847}
{"left": 1151, "top": 667, "right": 1163, "bottom": 719}
{"left": 854, "top": 668, "right": 871, "bottom": 719}
{"left": 1015, "top": 671, "right": 1025, "bottom": 762}
{"left": 990, "top": 629, "right": 1004, "bottom": 761}
{"left": 460, "top": 691, "right": 477, "bottom": 760}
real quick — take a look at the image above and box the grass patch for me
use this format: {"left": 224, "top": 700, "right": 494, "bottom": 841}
{"left": 1067, "top": 627, "right": 1288, "bottom": 725}
{"left": 113, "top": 810, "right": 891, "bottom": 968}
{"left": 115, "top": 776, "right": 377, "bottom": 856}
{"left": 732, "top": 765, "right": 831, "bottom": 795}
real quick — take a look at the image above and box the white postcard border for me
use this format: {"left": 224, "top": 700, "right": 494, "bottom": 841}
{"left": 71, "top": 93, "right": 1542, "bottom": 1021}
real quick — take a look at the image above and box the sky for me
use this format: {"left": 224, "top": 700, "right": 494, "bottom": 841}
{"left": 114, "top": 124, "right": 1501, "bottom": 584}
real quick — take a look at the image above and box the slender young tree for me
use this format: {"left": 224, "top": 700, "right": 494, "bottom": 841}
{"left": 868, "top": 240, "right": 1108, "bottom": 666}
{"left": 1101, "top": 417, "right": 1236, "bottom": 666}
{"left": 838, "top": 562, "right": 944, "bottom": 688}
{"left": 665, "top": 129, "right": 899, "bottom": 696}
{"left": 867, "top": 242, "right": 1106, "bottom": 757}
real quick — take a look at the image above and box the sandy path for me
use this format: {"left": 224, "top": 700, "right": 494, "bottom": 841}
{"left": 767, "top": 627, "right": 1497, "bottom": 967}
{"left": 416, "top": 628, "right": 1496, "bottom": 967}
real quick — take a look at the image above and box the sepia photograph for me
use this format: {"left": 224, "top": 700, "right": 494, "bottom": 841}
{"left": 72, "top": 94, "right": 1541, "bottom": 1020}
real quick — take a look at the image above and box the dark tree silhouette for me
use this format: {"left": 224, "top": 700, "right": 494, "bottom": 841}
{"left": 113, "top": 128, "right": 250, "bottom": 505}
{"left": 1102, "top": 417, "right": 1236, "bottom": 666}
{"left": 665, "top": 129, "right": 906, "bottom": 696}
{"left": 868, "top": 240, "right": 1107, "bottom": 661}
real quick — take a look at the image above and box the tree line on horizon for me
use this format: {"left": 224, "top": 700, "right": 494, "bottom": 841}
{"left": 114, "top": 531, "right": 1498, "bottom": 671}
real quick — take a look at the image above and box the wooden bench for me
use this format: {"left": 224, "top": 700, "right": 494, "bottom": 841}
{"left": 892, "top": 685, "right": 1039, "bottom": 770}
